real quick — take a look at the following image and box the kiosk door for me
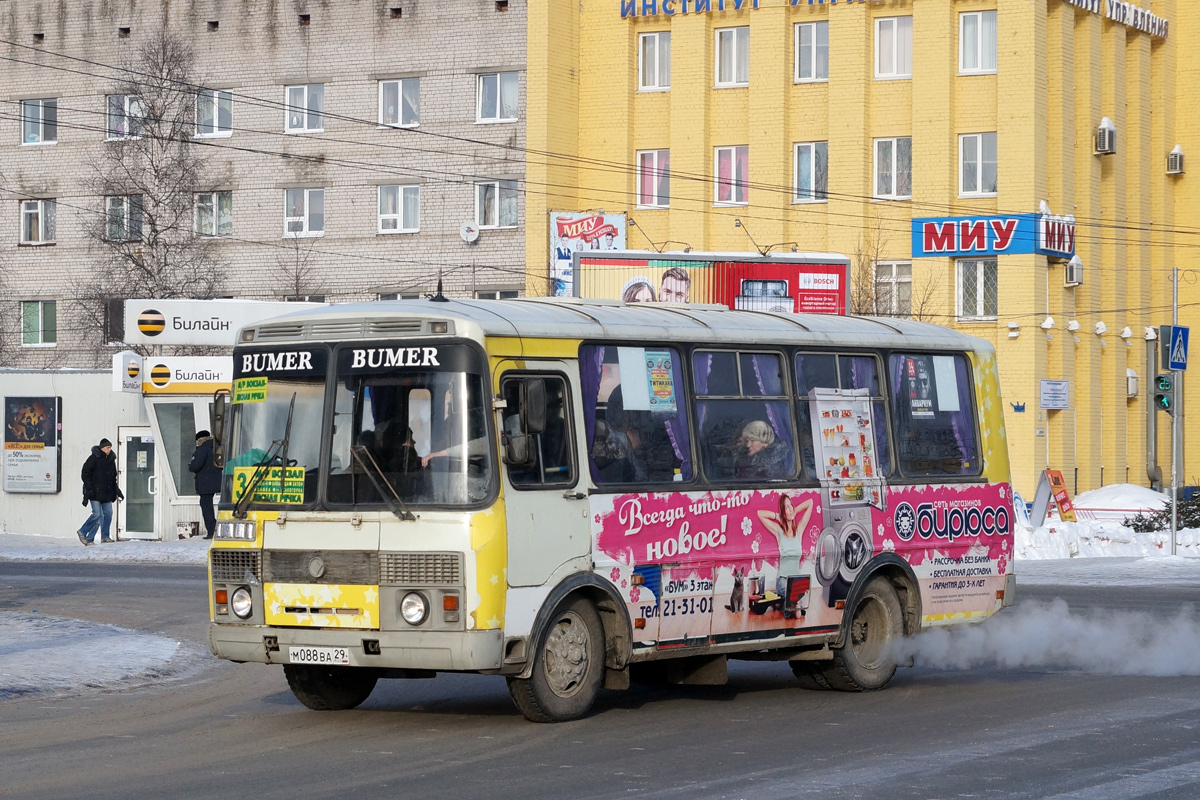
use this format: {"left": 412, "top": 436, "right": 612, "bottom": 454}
{"left": 118, "top": 427, "right": 159, "bottom": 540}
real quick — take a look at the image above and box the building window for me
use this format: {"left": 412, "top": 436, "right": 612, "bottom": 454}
{"left": 21, "top": 300, "right": 56, "bottom": 346}
{"left": 283, "top": 188, "right": 324, "bottom": 237}
{"left": 476, "top": 179, "right": 518, "bottom": 228}
{"left": 875, "top": 17, "right": 912, "bottom": 79}
{"left": 793, "top": 141, "right": 827, "bottom": 202}
{"left": 379, "top": 78, "right": 420, "bottom": 127}
{"left": 475, "top": 289, "right": 520, "bottom": 299}
{"left": 874, "top": 137, "right": 912, "bottom": 200}
{"left": 285, "top": 84, "right": 324, "bottom": 132}
{"left": 874, "top": 261, "right": 911, "bottom": 316}
{"left": 20, "top": 199, "right": 56, "bottom": 244}
{"left": 715, "top": 27, "right": 750, "bottom": 88}
{"left": 379, "top": 185, "right": 420, "bottom": 233}
{"left": 21, "top": 99, "right": 57, "bottom": 144}
{"left": 637, "top": 149, "right": 670, "bottom": 208}
{"left": 195, "top": 89, "right": 232, "bottom": 137}
{"left": 957, "top": 258, "right": 998, "bottom": 320}
{"left": 960, "top": 132, "right": 997, "bottom": 196}
{"left": 106, "top": 95, "right": 144, "bottom": 139}
{"left": 195, "top": 191, "right": 233, "bottom": 237}
{"left": 960, "top": 11, "right": 997, "bottom": 74}
{"left": 477, "top": 72, "right": 519, "bottom": 123}
{"left": 639, "top": 32, "right": 671, "bottom": 91}
{"left": 106, "top": 196, "right": 143, "bottom": 241}
{"left": 714, "top": 145, "right": 749, "bottom": 205}
{"left": 379, "top": 291, "right": 424, "bottom": 300}
{"left": 795, "top": 22, "right": 828, "bottom": 82}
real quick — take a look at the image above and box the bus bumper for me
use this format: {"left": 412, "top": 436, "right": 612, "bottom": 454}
{"left": 1002, "top": 573, "right": 1016, "bottom": 608}
{"left": 207, "top": 623, "right": 504, "bottom": 672}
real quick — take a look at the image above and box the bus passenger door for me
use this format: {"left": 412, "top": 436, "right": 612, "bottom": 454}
{"left": 498, "top": 364, "right": 591, "bottom": 588}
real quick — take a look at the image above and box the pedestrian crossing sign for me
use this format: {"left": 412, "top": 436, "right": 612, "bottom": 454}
{"left": 1169, "top": 326, "right": 1189, "bottom": 371}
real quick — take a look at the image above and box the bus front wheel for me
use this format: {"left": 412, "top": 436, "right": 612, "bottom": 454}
{"left": 283, "top": 664, "right": 379, "bottom": 711}
{"left": 508, "top": 597, "right": 604, "bottom": 722}
{"left": 824, "top": 576, "right": 903, "bottom": 692}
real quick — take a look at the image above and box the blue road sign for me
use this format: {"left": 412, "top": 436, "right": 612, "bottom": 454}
{"left": 1169, "top": 325, "right": 1190, "bottom": 371}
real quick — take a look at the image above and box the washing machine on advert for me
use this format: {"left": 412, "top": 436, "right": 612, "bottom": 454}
{"left": 814, "top": 487, "right": 874, "bottom": 608}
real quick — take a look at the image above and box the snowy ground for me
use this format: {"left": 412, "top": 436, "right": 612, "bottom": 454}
{"left": 0, "top": 613, "right": 210, "bottom": 701}
{"left": 0, "top": 484, "right": 1197, "bottom": 701}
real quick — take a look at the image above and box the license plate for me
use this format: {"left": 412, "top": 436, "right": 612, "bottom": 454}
{"left": 288, "top": 646, "right": 350, "bottom": 665}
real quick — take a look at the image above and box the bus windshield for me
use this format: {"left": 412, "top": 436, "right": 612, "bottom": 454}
{"left": 328, "top": 344, "right": 492, "bottom": 508}
{"left": 224, "top": 346, "right": 329, "bottom": 507}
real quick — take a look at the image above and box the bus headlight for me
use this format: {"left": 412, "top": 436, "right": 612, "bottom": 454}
{"left": 400, "top": 592, "right": 428, "bottom": 625}
{"left": 216, "top": 522, "right": 256, "bottom": 540}
{"left": 231, "top": 586, "right": 253, "bottom": 619}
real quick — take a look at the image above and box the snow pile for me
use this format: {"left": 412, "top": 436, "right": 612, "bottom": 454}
{"left": 0, "top": 533, "right": 210, "bottom": 565}
{"left": 0, "top": 612, "right": 206, "bottom": 700}
{"left": 902, "top": 597, "right": 1200, "bottom": 676}
{"left": 1015, "top": 483, "right": 1199, "bottom": 560}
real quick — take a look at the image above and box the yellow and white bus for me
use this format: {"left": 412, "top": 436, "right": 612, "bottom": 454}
{"left": 207, "top": 299, "right": 1015, "bottom": 721}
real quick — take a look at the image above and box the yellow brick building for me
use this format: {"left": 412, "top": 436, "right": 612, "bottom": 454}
{"left": 526, "top": 0, "right": 1195, "bottom": 501}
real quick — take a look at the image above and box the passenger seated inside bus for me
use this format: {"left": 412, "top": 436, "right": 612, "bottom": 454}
{"left": 591, "top": 388, "right": 680, "bottom": 483}
{"left": 502, "top": 377, "right": 572, "bottom": 485}
{"left": 734, "top": 420, "right": 790, "bottom": 480}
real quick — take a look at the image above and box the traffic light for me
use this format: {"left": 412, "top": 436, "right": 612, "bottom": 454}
{"left": 1154, "top": 373, "right": 1176, "bottom": 415}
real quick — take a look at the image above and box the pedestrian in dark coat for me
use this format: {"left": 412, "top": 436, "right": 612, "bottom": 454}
{"left": 78, "top": 438, "right": 123, "bottom": 545}
{"left": 189, "top": 430, "right": 221, "bottom": 539}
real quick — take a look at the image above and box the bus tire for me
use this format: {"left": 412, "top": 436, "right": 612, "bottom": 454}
{"left": 790, "top": 661, "right": 834, "bottom": 691}
{"left": 507, "top": 596, "right": 604, "bottom": 722}
{"left": 824, "top": 576, "right": 903, "bottom": 692}
{"left": 283, "top": 664, "right": 379, "bottom": 711}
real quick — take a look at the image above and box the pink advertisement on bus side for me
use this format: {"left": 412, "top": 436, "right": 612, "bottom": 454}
{"left": 590, "top": 483, "right": 1013, "bottom": 646}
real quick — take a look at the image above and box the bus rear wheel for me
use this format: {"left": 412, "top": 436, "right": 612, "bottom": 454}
{"left": 508, "top": 597, "right": 604, "bottom": 722}
{"left": 790, "top": 661, "right": 833, "bottom": 690}
{"left": 283, "top": 664, "right": 379, "bottom": 710}
{"left": 823, "top": 576, "right": 903, "bottom": 692}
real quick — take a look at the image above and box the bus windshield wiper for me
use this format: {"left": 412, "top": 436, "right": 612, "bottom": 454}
{"left": 233, "top": 393, "right": 296, "bottom": 519}
{"left": 277, "top": 393, "right": 297, "bottom": 499}
{"left": 350, "top": 445, "right": 417, "bottom": 522}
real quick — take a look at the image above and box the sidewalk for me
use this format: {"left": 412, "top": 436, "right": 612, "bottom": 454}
{"left": 0, "top": 533, "right": 210, "bottom": 565}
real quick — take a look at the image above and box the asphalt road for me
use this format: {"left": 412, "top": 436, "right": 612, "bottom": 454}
{"left": 2, "top": 562, "right": 1198, "bottom": 800}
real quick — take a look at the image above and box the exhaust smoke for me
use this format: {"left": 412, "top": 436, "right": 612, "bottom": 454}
{"left": 899, "top": 598, "right": 1200, "bottom": 677}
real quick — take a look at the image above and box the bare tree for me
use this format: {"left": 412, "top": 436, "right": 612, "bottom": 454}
{"left": 275, "top": 237, "right": 325, "bottom": 301}
{"left": 78, "top": 29, "right": 228, "bottom": 361}
{"left": 849, "top": 216, "right": 942, "bottom": 320}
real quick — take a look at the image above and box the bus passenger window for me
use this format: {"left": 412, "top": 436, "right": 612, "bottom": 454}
{"left": 581, "top": 345, "right": 692, "bottom": 486}
{"left": 889, "top": 353, "right": 980, "bottom": 477}
{"left": 502, "top": 375, "right": 574, "bottom": 487}
{"left": 796, "top": 352, "right": 891, "bottom": 480}
{"left": 694, "top": 350, "right": 795, "bottom": 482}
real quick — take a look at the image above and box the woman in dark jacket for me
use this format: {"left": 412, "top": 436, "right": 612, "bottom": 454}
{"left": 78, "top": 438, "right": 123, "bottom": 545}
{"left": 188, "top": 430, "right": 222, "bottom": 539}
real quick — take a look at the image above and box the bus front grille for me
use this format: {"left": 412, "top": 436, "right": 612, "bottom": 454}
{"left": 380, "top": 553, "right": 462, "bottom": 586}
{"left": 211, "top": 550, "right": 263, "bottom": 584}
{"left": 263, "top": 550, "right": 380, "bottom": 584}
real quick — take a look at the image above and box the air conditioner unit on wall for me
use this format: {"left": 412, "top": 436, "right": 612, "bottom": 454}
{"left": 1065, "top": 255, "right": 1083, "bottom": 287}
{"left": 1095, "top": 117, "right": 1116, "bottom": 155}
{"left": 1168, "top": 145, "right": 1185, "bottom": 174}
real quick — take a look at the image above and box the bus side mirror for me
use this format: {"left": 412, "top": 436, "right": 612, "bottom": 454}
{"left": 211, "top": 389, "right": 229, "bottom": 468}
{"left": 523, "top": 378, "right": 546, "bottom": 435}
{"left": 503, "top": 434, "right": 535, "bottom": 466}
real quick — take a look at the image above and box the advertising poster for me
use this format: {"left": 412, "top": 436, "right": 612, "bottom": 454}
{"left": 550, "top": 213, "right": 628, "bottom": 297}
{"left": 591, "top": 481, "right": 1013, "bottom": 647}
{"left": 905, "top": 356, "right": 936, "bottom": 419}
{"left": 3, "top": 396, "right": 62, "bottom": 494}
{"left": 574, "top": 250, "right": 849, "bottom": 314}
